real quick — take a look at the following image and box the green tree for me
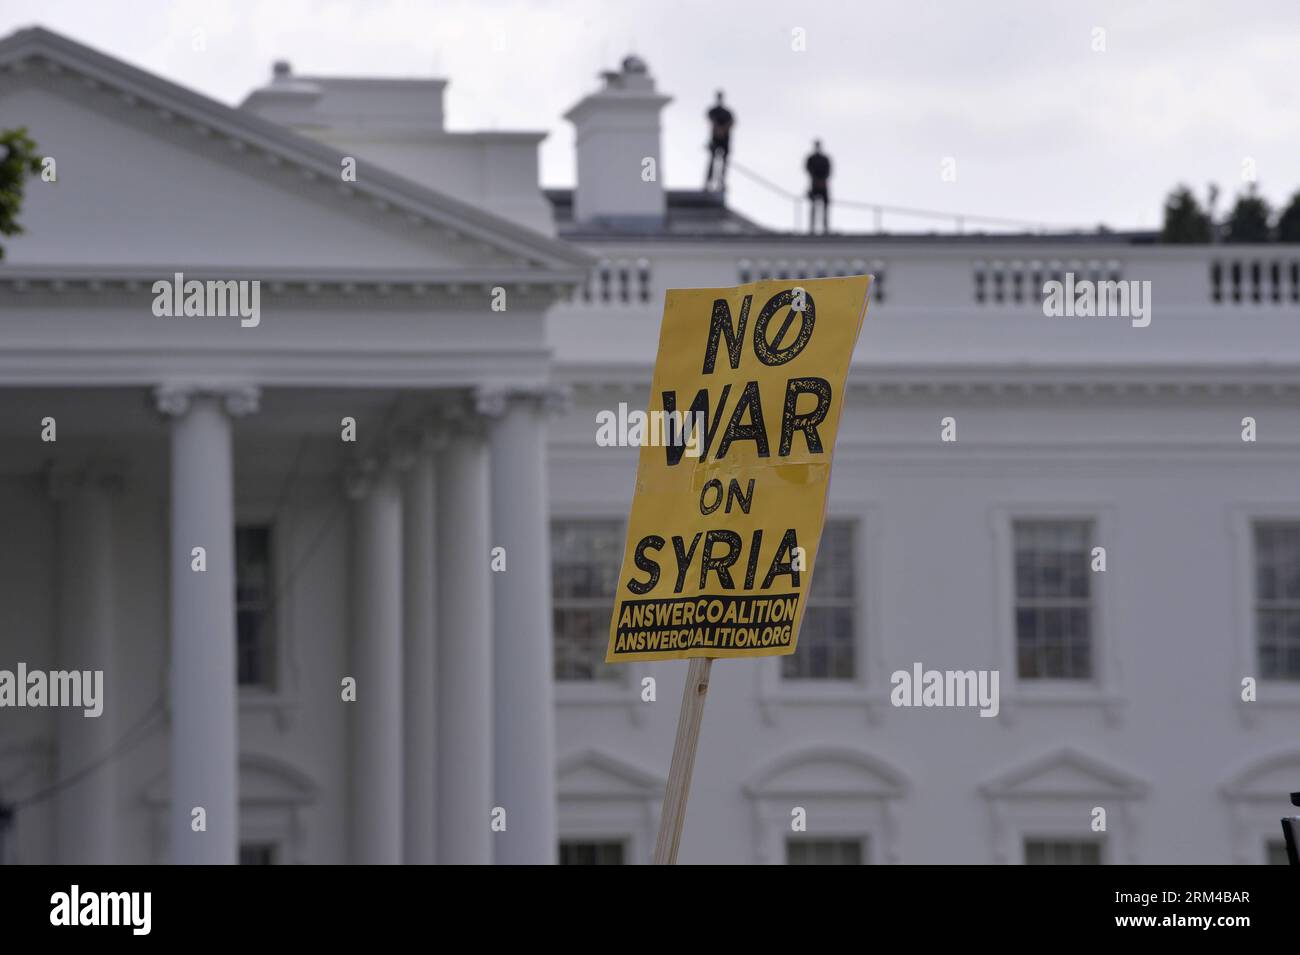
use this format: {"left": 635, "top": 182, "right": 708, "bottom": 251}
{"left": 1160, "top": 184, "right": 1211, "bottom": 243}
{"left": 0, "top": 127, "right": 42, "bottom": 259}
{"left": 1276, "top": 191, "right": 1300, "bottom": 243}
{"left": 1223, "top": 184, "right": 1272, "bottom": 243}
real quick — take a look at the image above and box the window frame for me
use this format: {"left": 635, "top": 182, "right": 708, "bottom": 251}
{"left": 785, "top": 835, "right": 869, "bottom": 865}
{"left": 144, "top": 754, "right": 316, "bottom": 863}
{"left": 744, "top": 746, "right": 906, "bottom": 864}
{"left": 235, "top": 523, "right": 277, "bottom": 691}
{"left": 780, "top": 518, "right": 860, "bottom": 682}
{"left": 238, "top": 840, "right": 280, "bottom": 866}
{"left": 1220, "top": 745, "right": 1300, "bottom": 863}
{"left": 756, "top": 504, "right": 888, "bottom": 724}
{"left": 980, "top": 746, "right": 1143, "bottom": 864}
{"left": 558, "top": 838, "right": 629, "bottom": 866}
{"left": 233, "top": 503, "right": 300, "bottom": 728}
{"left": 1021, "top": 835, "right": 1106, "bottom": 866}
{"left": 1229, "top": 504, "right": 1300, "bottom": 718}
{"left": 1011, "top": 518, "right": 1096, "bottom": 682}
{"left": 990, "top": 502, "right": 1122, "bottom": 722}
{"left": 549, "top": 508, "right": 642, "bottom": 721}
{"left": 1251, "top": 519, "right": 1300, "bottom": 681}
{"left": 556, "top": 748, "right": 662, "bottom": 864}
{"left": 551, "top": 516, "right": 626, "bottom": 685}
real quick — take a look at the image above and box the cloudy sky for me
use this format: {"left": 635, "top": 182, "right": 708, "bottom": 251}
{"left": 5, "top": 0, "right": 1298, "bottom": 233}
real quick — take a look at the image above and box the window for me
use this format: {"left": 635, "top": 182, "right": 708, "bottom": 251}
{"left": 235, "top": 525, "right": 275, "bottom": 688}
{"left": 1266, "top": 839, "right": 1291, "bottom": 865}
{"left": 1254, "top": 522, "right": 1300, "bottom": 680}
{"left": 1014, "top": 520, "right": 1093, "bottom": 680}
{"left": 559, "top": 840, "right": 626, "bottom": 865}
{"left": 238, "top": 842, "right": 277, "bottom": 865}
{"left": 782, "top": 521, "right": 856, "bottom": 680}
{"left": 552, "top": 520, "right": 623, "bottom": 681}
{"left": 786, "top": 838, "right": 865, "bottom": 865}
{"left": 1024, "top": 838, "right": 1101, "bottom": 865}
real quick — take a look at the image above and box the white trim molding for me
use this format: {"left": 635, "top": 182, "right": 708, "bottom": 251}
{"left": 142, "top": 752, "right": 319, "bottom": 864}
{"left": 558, "top": 362, "right": 1300, "bottom": 401}
{"left": 1220, "top": 746, "right": 1300, "bottom": 864}
{"left": 556, "top": 748, "right": 664, "bottom": 865}
{"left": 979, "top": 745, "right": 1147, "bottom": 864}
{"left": 742, "top": 745, "right": 909, "bottom": 864}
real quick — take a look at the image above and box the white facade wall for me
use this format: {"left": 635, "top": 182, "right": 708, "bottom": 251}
{"left": 547, "top": 381, "right": 1300, "bottom": 863}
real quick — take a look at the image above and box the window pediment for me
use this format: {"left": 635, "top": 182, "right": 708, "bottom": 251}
{"left": 557, "top": 748, "right": 664, "bottom": 800}
{"left": 980, "top": 746, "right": 1146, "bottom": 800}
{"left": 744, "top": 746, "right": 908, "bottom": 800}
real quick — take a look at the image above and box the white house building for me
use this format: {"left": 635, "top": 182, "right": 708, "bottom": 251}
{"left": 1, "top": 27, "right": 1298, "bottom": 865}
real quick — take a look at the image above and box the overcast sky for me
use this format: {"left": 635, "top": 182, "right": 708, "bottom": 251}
{"left": 5, "top": 0, "right": 1299, "bottom": 233}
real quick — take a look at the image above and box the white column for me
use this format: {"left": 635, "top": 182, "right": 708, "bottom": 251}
{"left": 401, "top": 432, "right": 438, "bottom": 864}
{"left": 479, "top": 386, "right": 562, "bottom": 864}
{"left": 51, "top": 469, "right": 119, "bottom": 864}
{"left": 435, "top": 408, "right": 493, "bottom": 864}
{"left": 156, "top": 384, "right": 258, "bottom": 865}
{"left": 346, "top": 460, "right": 404, "bottom": 864}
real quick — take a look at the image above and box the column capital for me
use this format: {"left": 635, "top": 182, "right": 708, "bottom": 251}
{"left": 345, "top": 453, "right": 410, "bottom": 499}
{"left": 436, "top": 392, "right": 489, "bottom": 438}
{"left": 389, "top": 421, "right": 449, "bottom": 468}
{"left": 473, "top": 383, "right": 571, "bottom": 419}
{"left": 153, "top": 383, "right": 261, "bottom": 418}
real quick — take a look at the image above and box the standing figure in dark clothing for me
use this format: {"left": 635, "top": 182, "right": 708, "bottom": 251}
{"left": 705, "top": 91, "right": 734, "bottom": 191}
{"left": 805, "top": 140, "right": 832, "bottom": 233}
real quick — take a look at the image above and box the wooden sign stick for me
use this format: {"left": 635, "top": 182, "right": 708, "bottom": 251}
{"left": 652, "top": 657, "right": 714, "bottom": 864}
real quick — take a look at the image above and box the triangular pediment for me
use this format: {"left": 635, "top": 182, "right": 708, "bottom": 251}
{"left": 557, "top": 748, "right": 664, "bottom": 799}
{"left": 743, "top": 746, "right": 908, "bottom": 799}
{"left": 980, "top": 746, "right": 1146, "bottom": 799}
{"left": 0, "top": 27, "right": 589, "bottom": 277}
{"left": 1222, "top": 747, "right": 1300, "bottom": 802}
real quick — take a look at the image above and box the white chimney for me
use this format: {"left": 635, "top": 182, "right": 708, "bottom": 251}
{"left": 241, "top": 61, "right": 448, "bottom": 132}
{"left": 241, "top": 62, "right": 555, "bottom": 235}
{"left": 564, "top": 55, "right": 671, "bottom": 228}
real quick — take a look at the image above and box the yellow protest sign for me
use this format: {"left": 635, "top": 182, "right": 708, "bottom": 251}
{"left": 606, "top": 274, "right": 871, "bottom": 663}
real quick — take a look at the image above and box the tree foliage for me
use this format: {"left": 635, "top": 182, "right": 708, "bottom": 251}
{"left": 0, "top": 127, "right": 43, "bottom": 259}
{"left": 1276, "top": 191, "right": 1300, "bottom": 243}
{"left": 1160, "top": 184, "right": 1211, "bottom": 243}
{"left": 1223, "top": 185, "right": 1272, "bottom": 243}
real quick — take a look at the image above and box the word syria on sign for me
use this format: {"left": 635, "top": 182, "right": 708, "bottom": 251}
{"left": 607, "top": 275, "right": 870, "bottom": 662}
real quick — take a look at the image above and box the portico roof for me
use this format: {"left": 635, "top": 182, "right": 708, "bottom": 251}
{"left": 0, "top": 26, "right": 592, "bottom": 279}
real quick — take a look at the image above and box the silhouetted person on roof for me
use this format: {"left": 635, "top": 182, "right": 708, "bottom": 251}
{"left": 805, "top": 140, "right": 831, "bottom": 233}
{"left": 704, "top": 91, "right": 734, "bottom": 191}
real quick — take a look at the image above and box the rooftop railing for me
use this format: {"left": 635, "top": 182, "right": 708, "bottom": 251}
{"left": 561, "top": 242, "right": 1300, "bottom": 312}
